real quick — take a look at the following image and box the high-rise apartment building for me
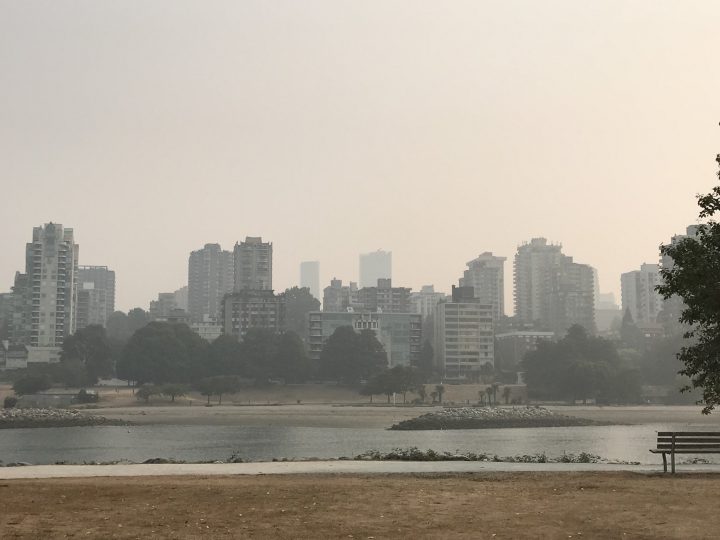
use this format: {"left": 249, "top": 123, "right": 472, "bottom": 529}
{"left": 323, "top": 279, "right": 359, "bottom": 312}
{"left": 188, "top": 244, "right": 234, "bottom": 322}
{"left": 12, "top": 224, "right": 79, "bottom": 362}
{"left": 434, "top": 286, "right": 494, "bottom": 382}
{"left": 622, "top": 264, "right": 663, "bottom": 325}
{"left": 300, "top": 261, "right": 320, "bottom": 300}
{"left": 513, "top": 238, "right": 595, "bottom": 335}
{"left": 76, "top": 266, "right": 115, "bottom": 329}
{"left": 359, "top": 250, "right": 392, "bottom": 288}
{"left": 458, "top": 252, "right": 506, "bottom": 321}
{"left": 234, "top": 237, "right": 272, "bottom": 291}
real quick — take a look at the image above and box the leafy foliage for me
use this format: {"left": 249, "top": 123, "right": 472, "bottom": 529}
{"left": 319, "top": 326, "right": 387, "bottom": 385}
{"left": 13, "top": 374, "right": 52, "bottom": 395}
{"left": 281, "top": 287, "right": 320, "bottom": 339}
{"left": 523, "top": 325, "right": 641, "bottom": 404}
{"left": 60, "top": 325, "right": 114, "bottom": 385}
{"left": 657, "top": 156, "right": 720, "bottom": 412}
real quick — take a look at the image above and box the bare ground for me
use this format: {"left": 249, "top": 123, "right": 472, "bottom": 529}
{"left": 1, "top": 472, "right": 719, "bottom": 539}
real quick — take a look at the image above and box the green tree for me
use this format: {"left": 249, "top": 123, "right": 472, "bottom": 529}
{"left": 319, "top": 326, "right": 387, "bottom": 385}
{"left": 159, "top": 383, "right": 190, "bottom": 402}
{"left": 657, "top": 159, "right": 720, "bottom": 412}
{"left": 274, "top": 330, "right": 316, "bottom": 383}
{"left": 620, "top": 309, "right": 643, "bottom": 350}
{"left": 127, "top": 308, "right": 150, "bottom": 334}
{"left": 208, "top": 334, "right": 245, "bottom": 376}
{"left": 13, "top": 374, "right": 52, "bottom": 395}
{"left": 502, "top": 386, "right": 512, "bottom": 404}
{"left": 281, "top": 287, "right": 320, "bottom": 340}
{"left": 523, "top": 325, "right": 632, "bottom": 403}
{"left": 435, "top": 384, "right": 445, "bottom": 404}
{"left": 242, "top": 328, "right": 279, "bottom": 383}
{"left": 118, "top": 322, "right": 209, "bottom": 385}
{"left": 414, "top": 340, "right": 435, "bottom": 382}
{"left": 194, "top": 375, "right": 241, "bottom": 404}
{"left": 136, "top": 384, "right": 158, "bottom": 403}
{"left": 61, "top": 325, "right": 114, "bottom": 385}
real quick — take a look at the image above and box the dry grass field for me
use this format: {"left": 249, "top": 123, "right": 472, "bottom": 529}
{"left": 2, "top": 472, "right": 719, "bottom": 539}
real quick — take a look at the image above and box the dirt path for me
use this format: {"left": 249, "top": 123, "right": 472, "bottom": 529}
{"left": 1, "top": 472, "right": 718, "bottom": 539}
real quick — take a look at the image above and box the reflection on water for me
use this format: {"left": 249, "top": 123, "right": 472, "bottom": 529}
{"left": 3, "top": 423, "right": 720, "bottom": 465}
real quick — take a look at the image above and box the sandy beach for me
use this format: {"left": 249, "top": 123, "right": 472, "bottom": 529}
{"left": 2, "top": 472, "right": 719, "bottom": 539}
{"left": 86, "top": 402, "right": 720, "bottom": 429}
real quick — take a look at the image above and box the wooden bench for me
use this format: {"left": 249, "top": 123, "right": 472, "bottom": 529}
{"left": 650, "top": 432, "right": 720, "bottom": 473}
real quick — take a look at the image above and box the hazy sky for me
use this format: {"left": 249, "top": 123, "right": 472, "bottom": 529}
{"left": 1, "top": 1, "right": 719, "bottom": 312}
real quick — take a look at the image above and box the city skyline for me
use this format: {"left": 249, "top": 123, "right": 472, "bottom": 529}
{"left": 1, "top": 1, "right": 719, "bottom": 311}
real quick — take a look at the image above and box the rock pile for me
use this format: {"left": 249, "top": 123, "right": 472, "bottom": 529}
{"left": 390, "top": 406, "right": 608, "bottom": 430}
{"left": 0, "top": 408, "right": 125, "bottom": 429}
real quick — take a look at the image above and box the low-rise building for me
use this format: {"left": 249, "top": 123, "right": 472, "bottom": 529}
{"left": 190, "top": 315, "right": 223, "bottom": 342}
{"left": 308, "top": 311, "right": 421, "bottom": 368}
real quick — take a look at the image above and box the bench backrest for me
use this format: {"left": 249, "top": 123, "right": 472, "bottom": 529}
{"left": 656, "top": 431, "right": 720, "bottom": 452}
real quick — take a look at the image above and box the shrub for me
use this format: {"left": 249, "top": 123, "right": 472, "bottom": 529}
{"left": 3, "top": 396, "right": 18, "bottom": 409}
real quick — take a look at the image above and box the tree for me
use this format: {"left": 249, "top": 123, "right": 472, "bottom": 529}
{"left": 118, "top": 322, "right": 209, "bottom": 385}
{"left": 127, "top": 308, "right": 150, "bottom": 334}
{"left": 502, "top": 386, "right": 512, "bottom": 405}
{"left": 657, "top": 157, "right": 720, "bottom": 412}
{"left": 281, "top": 287, "right": 320, "bottom": 340}
{"left": 620, "top": 309, "right": 643, "bottom": 350}
{"left": 522, "top": 324, "right": 635, "bottom": 403}
{"left": 274, "top": 330, "right": 316, "bottom": 383}
{"left": 13, "top": 374, "right": 52, "bottom": 395}
{"left": 479, "top": 362, "right": 494, "bottom": 384}
{"left": 319, "top": 326, "right": 387, "bottom": 385}
{"left": 194, "top": 376, "right": 241, "bottom": 404}
{"left": 435, "top": 384, "right": 445, "bottom": 404}
{"left": 159, "top": 383, "right": 189, "bottom": 402}
{"left": 414, "top": 340, "right": 435, "bottom": 382}
{"left": 208, "top": 334, "right": 245, "bottom": 376}
{"left": 490, "top": 382, "right": 500, "bottom": 405}
{"left": 136, "top": 384, "right": 158, "bottom": 403}
{"left": 485, "top": 386, "right": 494, "bottom": 405}
{"left": 242, "top": 328, "right": 279, "bottom": 383}
{"left": 61, "top": 325, "right": 114, "bottom": 385}
{"left": 365, "top": 366, "right": 418, "bottom": 403}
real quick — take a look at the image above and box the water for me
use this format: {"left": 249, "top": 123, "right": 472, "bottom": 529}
{"left": 2, "top": 423, "right": 715, "bottom": 465}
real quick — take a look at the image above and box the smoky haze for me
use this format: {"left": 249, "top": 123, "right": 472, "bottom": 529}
{"left": 1, "top": 0, "right": 719, "bottom": 310}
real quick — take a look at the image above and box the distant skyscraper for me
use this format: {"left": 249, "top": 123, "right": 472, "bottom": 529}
{"left": 234, "top": 237, "right": 272, "bottom": 291}
{"left": 76, "top": 265, "right": 116, "bottom": 329}
{"left": 359, "top": 250, "right": 392, "bottom": 289}
{"left": 513, "top": 238, "right": 595, "bottom": 335}
{"left": 12, "top": 224, "right": 79, "bottom": 361}
{"left": 300, "top": 261, "right": 320, "bottom": 300}
{"left": 458, "top": 252, "right": 506, "bottom": 321}
{"left": 188, "top": 243, "right": 234, "bottom": 322}
{"left": 621, "top": 264, "right": 663, "bottom": 325}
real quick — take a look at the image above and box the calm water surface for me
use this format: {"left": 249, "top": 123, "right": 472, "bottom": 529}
{"left": 2, "top": 423, "right": 718, "bottom": 465}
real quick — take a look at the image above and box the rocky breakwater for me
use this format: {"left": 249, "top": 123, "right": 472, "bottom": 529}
{"left": 0, "top": 408, "right": 127, "bottom": 429}
{"left": 390, "top": 406, "right": 610, "bottom": 430}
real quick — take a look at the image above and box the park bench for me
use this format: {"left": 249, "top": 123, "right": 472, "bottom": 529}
{"left": 650, "top": 431, "right": 720, "bottom": 473}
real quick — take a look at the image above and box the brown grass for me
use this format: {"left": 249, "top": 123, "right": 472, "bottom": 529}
{"left": 1, "top": 472, "right": 718, "bottom": 539}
